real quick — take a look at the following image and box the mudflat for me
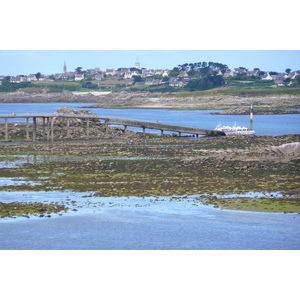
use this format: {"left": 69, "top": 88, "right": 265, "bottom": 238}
{"left": 1, "top": 133, "right": 299, "bottom": 218}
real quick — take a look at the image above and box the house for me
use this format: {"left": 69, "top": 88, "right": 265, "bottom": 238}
{"left": 105, "top": 69, "right": 116, "bottom": 76}
{"left": 247, "top": 70, "right": 259, "bottom": 76}
{"left": 75, "top": 73, "right": 85, "bottom": 81}
{"left": 141, "top": 71, "right": 153, "bottom": 78}
{"left": 124, "top": 70, "right": 140, "bottom": 79}
{"left": 233, "top": 68, "right": 247, "bottom": 75}
{"left": 209, "top": 69, "right": 223, "bottom": 76}
{"left": 271, "top": 74, "right": 289, "bottom": 86}
{"left": 145, "top": 78, "right": 163, "bottom": 85}
{"left": 53, "top": 73, "right": 62, "bottom": 80}
{"left": 223, "top": 69, "right": 232, "bottom": 77}
{"left": 169, "top": 78, "right": 184, "bottom": 87}
{"left": 154, "top": 69, "right": 163, "bottom": 75}
{"left": 61, "top": 73, "right": 74, "bottom": 80}
{"left": 289, "top": 71, "right": 300, "bottom": 80}
{"left": 117, "top": 69, "right": 129, "bottom": 76}
{"left": 94, "top": 74, "right": 104, "bottom": 80}
{"left": 224, "top": 68, "right": 246, "bottom": 77}
{"left": 86, "top": 68, "right": 100, "bottom": 75}
{"left": 27, "top": 74, "right": 37, "bottom": 81}
{"left": 162, "top": 70, "right": 171, "bottom": 77}
{"left": 10, "top": 76, "right": 22, "bottom": 83}
{"left": 141, "top": 69, "right": 155, "bottom": 78}
{"left": 182, "top": 78, "right": 191, "bottom": 85}
{"left": 261, "top": 72, "right": 273, "bottom": 80}
{"left": 179, "top": 71, "right": 189, "bottom": 77}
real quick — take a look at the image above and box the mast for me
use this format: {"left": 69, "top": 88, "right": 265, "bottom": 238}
{"left": 63, "top": 60, "right": 67, "bottom": 73}
{"left": 250, "top": 105, "right": 254, "bottom": 131}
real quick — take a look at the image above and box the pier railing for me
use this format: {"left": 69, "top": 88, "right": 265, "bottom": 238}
{"left": 0, "top": 113, "right": 224, "bottom": 141}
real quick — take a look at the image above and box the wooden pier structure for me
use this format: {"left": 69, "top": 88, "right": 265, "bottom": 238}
{"left": 0, "top": 113, "right": 225, "bottom": 141}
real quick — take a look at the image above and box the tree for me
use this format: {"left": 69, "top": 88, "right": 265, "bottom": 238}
{"left": 75, "top": 67, "right": 83, "bottom": 74}
{"left": 285, "top": 68, "right": 291, "bottom": 74}
{"left": 170, "top": 67, "right": 180, "bottom": 77}
{"left": 132, "top": 75, "right": 142, "bottom": 83}
{"left": 35, "top": 72, "right": 41, "bottom": 80}
{"left": 219, "top": 63, "right": 229, "bottom": 74}
{"left": 239, "top": 67, "right": 248, "bottom": 72}
{"left": 185, "top": 75, "right": 224, "bottom": 91}
{"left": 283, "top": 77, "right": 291, "bottom": 85}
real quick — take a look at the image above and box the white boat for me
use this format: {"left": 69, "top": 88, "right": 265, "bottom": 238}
{"left": 214, "top": 122, "right": 255, "bottom": 136}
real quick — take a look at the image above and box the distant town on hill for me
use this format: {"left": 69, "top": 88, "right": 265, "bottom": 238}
{"left": 1, "top": 60, "right": 300, "bottom": 93}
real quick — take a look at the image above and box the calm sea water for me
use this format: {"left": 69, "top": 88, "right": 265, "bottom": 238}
{"left": 1, "top": 103, "right": 300, "bottom": 250}
{"left": 0, "top": 191, "right": 299, "bottom": 250}
{"left": 1, "top": 103, "right": 300, "bottom": 135}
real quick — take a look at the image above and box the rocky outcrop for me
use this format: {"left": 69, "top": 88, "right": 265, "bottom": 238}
{"left": 211, "top": 107, "right": 300, "bottom": 115}
{"left": 0, "top": 91, "right": 105, "bottom": 103}
{"left": 1, "top": 91, "right": 300, "bottom": 112}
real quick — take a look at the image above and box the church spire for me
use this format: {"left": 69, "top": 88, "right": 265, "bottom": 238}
{"left": 135, "top": 58, "right": 140, "bottom": 70}
{"left": 63, "top": 60, "right": 67, "bottom": 73}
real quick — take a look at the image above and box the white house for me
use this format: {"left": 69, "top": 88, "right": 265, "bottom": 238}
{"left": 162, "top": 70, "right": 171, "bottom": 77}
{"left": 27, "top": 74, "right": 37, "bottom": 81}
{"left": 124, "top": 70, "right": 140, "bottom": 79}
{"left": 289, "top": 71, "right": 300, "bottom": 79}
{"left": 75, "top": 74, "right": 85, "bottom": 81}
{"left": 105, "top": 69, "right": 116, "bottom": 76}
{"left": 261, "top": 72, "right": 273, "bottom": 80}
{"left": 10, "top": 76, "right": 23, "bottom": 83}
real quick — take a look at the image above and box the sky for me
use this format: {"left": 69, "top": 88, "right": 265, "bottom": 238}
{"left": 0, "top": 50, "right": 299, "bottom": 76}
{"left": 1, "top": 2, "right": 299, "bottom": 77}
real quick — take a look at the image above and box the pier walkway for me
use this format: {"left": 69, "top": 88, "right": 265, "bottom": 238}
{"left": 0, "top": 113, "right": 224, "bottom": 141}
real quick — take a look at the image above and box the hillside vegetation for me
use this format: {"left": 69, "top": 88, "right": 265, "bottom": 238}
{"left": 1, "top": 78, "right": 300, "bottom": 98}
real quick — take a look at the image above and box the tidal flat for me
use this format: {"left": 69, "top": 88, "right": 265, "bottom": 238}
{"left": 0, "top": 134, "right": 300, "bottom": 219}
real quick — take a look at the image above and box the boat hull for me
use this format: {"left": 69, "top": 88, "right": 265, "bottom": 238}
{"left": 222, "top": 130, "right": 255, "bottom": 136}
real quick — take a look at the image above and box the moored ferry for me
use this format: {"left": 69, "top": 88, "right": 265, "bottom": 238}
{"left": 214, "top": 122, "right": 255, "bottom": 136}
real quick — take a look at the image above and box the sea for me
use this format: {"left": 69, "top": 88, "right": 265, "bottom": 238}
{"left": 0, "top": 103, "right": 300, "bottom": 135}
{"left": 0, "top": 103, "right": 300, "bottom": 250}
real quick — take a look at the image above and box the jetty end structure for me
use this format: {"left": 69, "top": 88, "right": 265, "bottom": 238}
{"left": 0, "top": 113, "right": 225, "bottom": 142}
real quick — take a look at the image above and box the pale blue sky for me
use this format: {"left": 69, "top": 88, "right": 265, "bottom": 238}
{"left": 0, "top": 50, "right": 299, "bottom": 76}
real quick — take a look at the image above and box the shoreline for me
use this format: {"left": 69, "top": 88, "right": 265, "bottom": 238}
{"left": 0, "top": 91, "right": 299, "bottom": 114}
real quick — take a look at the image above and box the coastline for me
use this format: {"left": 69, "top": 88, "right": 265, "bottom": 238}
{"left": 0, "top": 91, "right": 300, "bottom": 113}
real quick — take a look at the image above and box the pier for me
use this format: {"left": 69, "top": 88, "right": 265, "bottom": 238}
{"left": 0, "top": 113, "right": 225, "bottom": 141}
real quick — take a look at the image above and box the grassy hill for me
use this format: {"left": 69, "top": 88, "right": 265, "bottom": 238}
{"left": 1, "top": 77, "right": 300, "bottom": 98}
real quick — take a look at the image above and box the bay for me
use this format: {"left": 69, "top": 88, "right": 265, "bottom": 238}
{"left": 1, "top": 103, "right": 300, "bottom": 135}
{"left": 1, "top": 191, "right": 300, "bottom": 250}
{"left": 1, "top": 103, "right": 300, "bottom": 250}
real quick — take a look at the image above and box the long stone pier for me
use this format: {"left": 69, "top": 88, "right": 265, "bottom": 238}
{"left": 107, "top": 117, "right": 224, "bottom": 137}
{"left": 0, "top": 113, "right": 224, "bottom": 141}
